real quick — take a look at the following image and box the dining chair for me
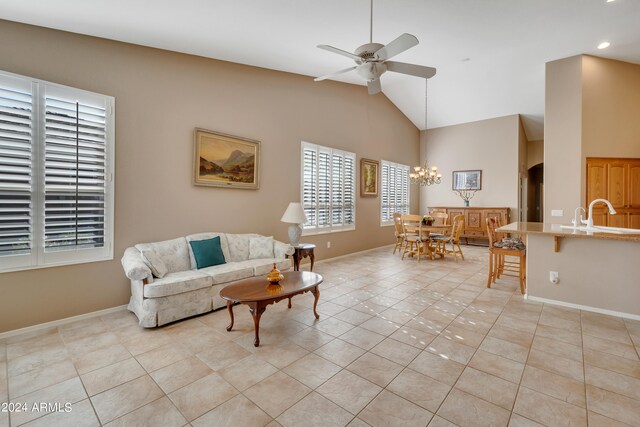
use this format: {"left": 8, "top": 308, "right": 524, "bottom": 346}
{"left": 486, "top": 217, "right": 526, "bottom": 294}
{"left": 392, "top": 212, "right": 406, "bottom": 254}
{"left": 400, "top": 214, "right": 431, "bottom": 262}
{"left": 429, "top": 211, "right": 449, "bottom": 226}
{"left": 432, "top": 214, "right": 465, "bottom": 262}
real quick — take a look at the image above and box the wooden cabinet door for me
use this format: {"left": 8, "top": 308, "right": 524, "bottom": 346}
{"left": 629, "top": 213, "right": 640, "bottom": 229}
{"left": 587, "top": 160, "right": 608, "bottom": 203}
{"left": 628, "top": 162, "right": 640, "bottom": 209}
{"left": 465, "top": 210, "right": 482, "bottom": 231}
{"left": 608, "top": 212, "right": 628, "bottom": 228}
{"left": 607, "top": 162, "right": 627, "bottom": 209}
{"left": 448, "top": 210, "right": 464, "bottom": 226}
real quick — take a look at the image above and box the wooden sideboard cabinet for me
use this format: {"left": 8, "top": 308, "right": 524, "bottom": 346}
{"left": 430, "top": 207, "right": 510, "bottom": 245}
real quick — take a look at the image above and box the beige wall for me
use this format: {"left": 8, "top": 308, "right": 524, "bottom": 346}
{"left": 544, "top": 56, "right": 583, "bottom": 224}
{"left": 527, "top": 140, "right": 544, "bottom": 170}
{"left": 545, "top": 55, "right": 640, "bottom": 224}
{"left": 581, "top": 55, "right": 640, "bottom": 201}
{"left": 527, "top": 234, "right": 640, "bottom": 317}
{"left": 0, "top": 20, "right": 420, "bottom": 332}
{"left": 420, "top": 115, "right": 521, "bottom": 220}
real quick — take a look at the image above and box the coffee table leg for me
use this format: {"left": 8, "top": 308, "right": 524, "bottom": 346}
{"left": 249, "top": 302, "right": 266, "bottom": 347}
{"left": 311, "top": 286, "right": 320, "bottom": 319}
{"left": 225, "top": 301, "right": 234, "bottom": 332}
{"left": 288, "top": 297, "right": 292, "bottom": 309}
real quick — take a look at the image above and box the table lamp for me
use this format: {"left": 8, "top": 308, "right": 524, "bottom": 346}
{"left": 280, "top": 202, "right": 307, "bottom": 247}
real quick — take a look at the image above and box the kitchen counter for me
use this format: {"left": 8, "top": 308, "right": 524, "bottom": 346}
{"left": 497, "top": 221, "right": 640, "bottom": 243}
{"left": 499, "top": 222, "right": 640, "bottom": 320}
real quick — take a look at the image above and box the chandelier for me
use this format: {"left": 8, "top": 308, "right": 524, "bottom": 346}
{"left": 410, "top": 79, "right": 442, "bottom": 186}
{"left": 410, "top": 162, "right": 442, "bottom": 186}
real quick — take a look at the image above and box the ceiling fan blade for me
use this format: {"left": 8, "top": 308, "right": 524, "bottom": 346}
{"left": 317, "top": 45, "right": 362, "bottom": 61}
{"left": 386, "top": 61, "right": 437, "bottom": 79}
{"left": 367, "top": 78, "right": 382, "bottom": 95}
{"left": 314, "top": 66, "right": 358, "bottom": 82}
{"left": 374, "top": 33, "right": 419, "bottom": 61}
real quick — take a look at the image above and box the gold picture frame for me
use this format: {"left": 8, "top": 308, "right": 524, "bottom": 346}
{"left": 194, "top": 128, "right": 260, "bottom": 189}
{"left": 360, "top": 158, "right": 379, "bottom": 197}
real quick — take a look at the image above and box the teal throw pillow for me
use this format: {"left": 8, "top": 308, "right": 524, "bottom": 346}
{"left": 189, "top": 236, "right": 226, "bottom": 269}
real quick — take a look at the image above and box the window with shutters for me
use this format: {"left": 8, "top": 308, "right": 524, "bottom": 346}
{"left": 301, "top": 142, "right": 355, "bottom": 235}
{"left": 0, "top": 70, "right": 114, "bottom": 272}
{"left": 380, "top": 160, "right": 410, "bottom": 226}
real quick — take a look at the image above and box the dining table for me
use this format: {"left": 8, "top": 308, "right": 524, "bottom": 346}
{"left": 405, "top": 222, "right": 451, "bottom": 259}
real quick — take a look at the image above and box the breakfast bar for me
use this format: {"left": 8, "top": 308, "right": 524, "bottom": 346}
{"left": 499, "top": 222, "right": 640, "bottom": 319}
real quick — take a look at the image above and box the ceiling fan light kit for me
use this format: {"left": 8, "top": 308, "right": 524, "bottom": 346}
{"left": 314, "top": 0, "right": 436, "bottom": 95}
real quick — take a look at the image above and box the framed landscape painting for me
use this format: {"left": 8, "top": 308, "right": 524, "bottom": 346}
{"left": 194, "top": 129, "right": 260, "bottom": 189}
{"left": 452, "top": 170, "right": 482, "bottom": 190}
{"left": 361, "top": 158, "right": 379, "bottom": 197}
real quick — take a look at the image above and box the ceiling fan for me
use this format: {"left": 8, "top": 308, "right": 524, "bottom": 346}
{"left": 314, "top": 0, "right": 436, "bottom": 95}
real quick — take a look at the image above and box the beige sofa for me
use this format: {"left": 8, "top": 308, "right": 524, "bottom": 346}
{"left": 121, "top": 232, "right": 293, "bottom": 327}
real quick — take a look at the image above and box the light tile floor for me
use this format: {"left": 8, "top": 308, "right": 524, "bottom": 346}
{"left": 2, "top": 245, "right": 640, "bottom": 426}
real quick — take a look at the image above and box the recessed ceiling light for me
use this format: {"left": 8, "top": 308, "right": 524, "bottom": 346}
{"left": 606, "top": 0, "right": 615, "bottom": 3}
{"left": 598, "top": 42, "right": 611, "bottom": 49}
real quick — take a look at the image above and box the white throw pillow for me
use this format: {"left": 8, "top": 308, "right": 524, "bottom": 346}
{"left": 248, "top": 236, "right": 275, "bottom": 260}
{"left": 138, "top": 248, "right": 169, "bottom": 278}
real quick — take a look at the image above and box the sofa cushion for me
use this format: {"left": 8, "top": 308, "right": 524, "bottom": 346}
{"left": 249, "top": 236, "right": 274, "bottom": 260}
{"left": 143, "top": 270, "right": 212, "bottom": 298}
{"left": 186, "top": 233, "right": 230, "bottom": 269}
{"left": 189, "top": 236, "right": 226, "bottom": 269}
{"left": 233, "top": 258, "right": 292, "bottom": 276}
{"left": 226, "top": 233, "right": 260, "bottom": 262}
{"left": 135, "top": 237, "right": 191, "bottom": 278}
{"left": 199, "top": 263, "right": 254, "bottom": 285}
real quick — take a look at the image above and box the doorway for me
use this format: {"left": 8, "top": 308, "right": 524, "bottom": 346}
{"left": 527, "top": 163, "right": 544, "bottom": 222}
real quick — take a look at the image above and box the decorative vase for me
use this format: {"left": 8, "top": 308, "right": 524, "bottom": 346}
{"left": 464, "top": 200, "right": 470, "bottom": 207}
{"left": 266, "top": 263, "right": 284, "bottom": 284}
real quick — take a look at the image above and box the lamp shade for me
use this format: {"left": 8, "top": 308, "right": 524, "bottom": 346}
{"left": 280, "top": 202, "right": 307, "bottom": 224}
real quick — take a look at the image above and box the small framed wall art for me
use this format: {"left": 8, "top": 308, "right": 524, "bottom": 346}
{"left": 194, "top": 128, "right": 260, "bottom": 189}
{"left": 452, "top": 170, "right": 482, "bottom": 190}
{"left": 360, "top": 158, "right": 379, "bottom": 197}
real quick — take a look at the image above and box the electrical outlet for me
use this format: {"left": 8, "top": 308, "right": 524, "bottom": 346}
{"left": 326, "top": 241, "right": 331, "bottom": 248}
{"left": 551, "top": 210, "right": 564, "bottom": 217}
{"left": 549, "top": 271, "right": 559, "bottom": 284}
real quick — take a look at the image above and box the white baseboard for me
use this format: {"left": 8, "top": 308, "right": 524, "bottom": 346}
{"left": 526, "top": 295, "right": 640, "bottom": 322}
{"left": 0, "top": 305, "right": 128, "bottom": 340}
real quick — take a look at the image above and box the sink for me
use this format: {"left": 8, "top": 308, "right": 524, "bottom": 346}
{"left": 559, "top": 225, "right": 640, "bottom": 234}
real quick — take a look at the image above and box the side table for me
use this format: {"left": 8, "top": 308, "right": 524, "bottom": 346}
{"left": 290, "top": 243, "right": 316, "bottom": 271}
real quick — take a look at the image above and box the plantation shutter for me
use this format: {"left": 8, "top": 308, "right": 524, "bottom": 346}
{"left": 318, "top": 148, "right": 331, "bottom": 228}
{"left": 43, "top": 87, "right": 108, "bottom": 253}
{"left": 0, "top": 69, "right": 114, "bottom": 273}
{"left": 380, "top": 160, "right": 410, "bottom": 225}
{"left": 302, "top": 146, "right": 317, "bottom": 227}
{"left": 300, "top": 142, "right": 356, "bottom": 234}
{"left": 344, "top": 154, "right": 355, "bottom": 225}
{"left": 331, "top": 153, "right": 343, "bottom": 226}
{"left": 0, "top": 74, "right": 34, "bottom": 266}
{"left": 381, "top": 162, "right": 389, "bottom": 223}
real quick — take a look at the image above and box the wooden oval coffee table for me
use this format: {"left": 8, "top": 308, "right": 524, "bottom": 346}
{"left": 219, "top": 271, "right": 323, "bottom": 347}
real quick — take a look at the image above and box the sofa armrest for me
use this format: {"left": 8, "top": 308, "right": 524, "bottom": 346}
{"left": 274, "top": 240, "right": 294, "bottom": 259}
{"left": 121, "top": 247, "right": 152, "bottom": 281}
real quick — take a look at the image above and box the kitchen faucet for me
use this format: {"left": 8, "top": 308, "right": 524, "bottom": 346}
{"left": 572, "top": 207, "right": 585, "bottom": 227}
{"left": 583, "top": 199, "right": 616, "bottom": 229}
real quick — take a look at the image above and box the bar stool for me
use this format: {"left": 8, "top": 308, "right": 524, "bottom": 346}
{"left": 486, "top": 218, "right": 526, "bottom": 294}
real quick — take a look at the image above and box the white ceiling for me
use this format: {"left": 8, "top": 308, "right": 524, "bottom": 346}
{"left": 2, "top": 0, "right": 640, "bottom": 140}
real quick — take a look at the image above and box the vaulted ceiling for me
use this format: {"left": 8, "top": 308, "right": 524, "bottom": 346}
{"left": 2, "top": 0, "right": 639, "bottom": 140}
